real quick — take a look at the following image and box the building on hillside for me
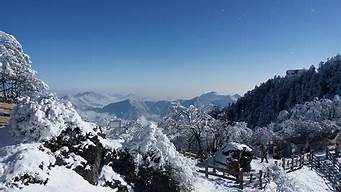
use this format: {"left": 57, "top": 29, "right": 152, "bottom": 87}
{"left": 286, "top": 69, "right": 307, "bottom": 77}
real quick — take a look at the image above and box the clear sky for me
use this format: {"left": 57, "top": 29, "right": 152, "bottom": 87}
{"left": 1, "top": 0, "right": 341, "bottom": 100}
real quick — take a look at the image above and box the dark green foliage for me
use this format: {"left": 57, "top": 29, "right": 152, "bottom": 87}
{"left": 217, "top": 55, "right": 341, "bottom": 128}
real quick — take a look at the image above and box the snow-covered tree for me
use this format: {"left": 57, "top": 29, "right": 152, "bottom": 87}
{"left": 159, "top": 103, "right": 225, "bottom": 156}
{"left": 123, "top": 117, "right": 196, "bottom": 192}
{"left": 0, "top": 31, "right": 48, "bottom": 102}
{"left": 270, "top": 95, "right": 341, "bottom": 146}
{"left": 251, "top": 126, "right": 276, "bottom": 146}
{"left": 10, "top": 94, "right": 98, "bottom": 141}
{"left": 224, "top": 122, "right": 253, "bottom": 144}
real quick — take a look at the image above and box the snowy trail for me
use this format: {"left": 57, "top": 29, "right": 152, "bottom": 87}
{"left": 287, "top": 166, "right": 333, "bottom": 192}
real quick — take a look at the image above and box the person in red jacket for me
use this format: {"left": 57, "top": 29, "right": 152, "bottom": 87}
{"left": 233, "top": 159, "right": 241, "bottom": 183}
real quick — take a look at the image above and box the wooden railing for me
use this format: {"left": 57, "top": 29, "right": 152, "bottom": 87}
{"left": 182, "top": 145, "right": 340, "bottom": 190}
{"left": 312, "top": 148, "right": 340, "bottom": 191}
{"left": 199, "top": 158, "right": 272, "bottom": 189}
{"left": 325, "top": 147, "right": 340, "bottom": 172}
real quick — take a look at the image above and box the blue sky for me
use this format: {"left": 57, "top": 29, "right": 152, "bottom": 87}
{"left": 1, "top": 0, "right": 341, "bottom": 100}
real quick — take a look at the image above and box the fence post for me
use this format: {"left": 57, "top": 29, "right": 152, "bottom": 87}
{"left": 259, "top": 170, "right": 263, "bottom": 189}
{"left": 296, "top": 157, "right": 299, "bottom": 167}
{"left": 205, "top": 158, "right": 208, "bottom": 178}
{"left": 326, "top": 147, "right": 329, "bottom": 159}
{"left": 333, "top": 154, "right": 336, "bottom": 166}
{"left": 223, "top": 160, "right": 228, "bottom": 176}
{"left": 282, "top": 158, "right": 285, "bottom": 169}
{"left": 250, "top": 173, "right": 253, "bottom": 183}
{"left": 275, "top": 161, "right": 278, "bottom": 166}
{"left": 213, "top": 155, "right": 216, "bottom": 174}
{"left": 291, "top": 156, "right": 294, "bottom": 170}
{"left": 310, "top": 151, "right": 314, "bottom": 170}
{"left": 239, "top": 170, "right": 243, "bottom": 189}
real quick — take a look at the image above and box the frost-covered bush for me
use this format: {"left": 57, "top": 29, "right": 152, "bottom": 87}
{"left": 225, "top": 122, "right": 253, "bottom": 144}
{"left": 0, "top": 31, "right": 48, "bottom": 102}
{"left": 10, "top": 95, "right": 97, "bottom": 141}
{"left": 124, "top": 117, "right": 196, "bottom": 192}
{"left": 265, "top": 165, "right": 300, "bottom": 192}
{"left": 159, "top": 104, "right": 224, "bottom": 155}
{"left": 271, "top": 96, "right": 341, "bottom": 144}
{"left": 251, "top": 126, "right": 277, "bottom": 146}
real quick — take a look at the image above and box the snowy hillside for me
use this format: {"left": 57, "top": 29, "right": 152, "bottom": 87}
{"left": 218, "top": 55, "right": 341, "bottom": 128}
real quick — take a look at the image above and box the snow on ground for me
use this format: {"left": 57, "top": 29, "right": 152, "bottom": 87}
{"left": 0, "top": 143, "right": 56, "bottom": 188}
{"left": 6, "top": 166, "right": 116, "bottom": 192}
{"left": 193, "top": 175, "right": 238, "bottom": 192}
{"left": 250, "top": 157, "right": 277, "bottom": 171}
{"left": 252, "top": 158, "right": 333, "bottom": 192}
{"left": 286, "top": 166, "right": 333, "bottom": 192}
{"left": 198, "top": 155, "right": 334, "bottom": 192}
{"left": 99, "top": 137, "right": 124, "bottom": 150}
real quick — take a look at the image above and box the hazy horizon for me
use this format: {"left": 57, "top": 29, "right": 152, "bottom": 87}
{"left": 53, "top": 88, "right": 243, "bottom": 101}
{"left": 1, "top": 0, "right": 341, "bottom": 100}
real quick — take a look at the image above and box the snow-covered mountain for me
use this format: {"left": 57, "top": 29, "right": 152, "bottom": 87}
{"left": 101, "top": 98, "right": 153, "bottom": 120}
{"left": 61, "top": 92, "right": 134, "bottom": 110}
{"left": 179, "top": 91, "right": 240, "bottom": 111}
{"left": 99, "top": 92, "right": 240, "bottom": 120}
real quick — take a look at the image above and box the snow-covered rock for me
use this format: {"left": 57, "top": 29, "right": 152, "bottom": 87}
{"left": 0, "top": 143, "right": 55, "bottom": 189}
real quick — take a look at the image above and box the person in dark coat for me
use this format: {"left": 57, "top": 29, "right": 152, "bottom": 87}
{"left": 300, "top": 146, "right": 305, "bottom": 155}
{"left": 305, "top": 144, "right": 311, "bottom": 154}
{"left": 260, "top": 144, "right": 268, "bottom": 163}
{"left": 239, "top": 147, "right": 252, "bottom": 172}
{"left": 233, "top": 159, "right": 241, "bottom": 183}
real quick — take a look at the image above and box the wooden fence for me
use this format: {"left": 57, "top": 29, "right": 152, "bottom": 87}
{"left": 198, "top": 158, "right": 272, "bottom": 189}
{"left": 183, "top": 145, "right": 340, "bottom": 190}
{"left": 312, "top": 148, "right": 340, "bottom": 191}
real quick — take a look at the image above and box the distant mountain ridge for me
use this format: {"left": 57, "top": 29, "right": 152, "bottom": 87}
{"left": 100, "top": 92, "right": 240, "bottom": 120}
{"left": 61, "top": 91, "right": 138, "bottom": 111}
{"left": 65, "top": 91, "right": 240, "bottom": 120}
{"left": 178, "top": 91, "right": 240, "bottom": 111}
